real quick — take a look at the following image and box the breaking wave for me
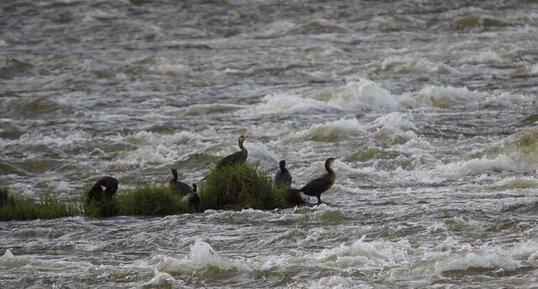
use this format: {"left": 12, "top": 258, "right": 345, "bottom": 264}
{"left": 433, "top": 126, "right": 538, "bottom": 177}
{"left": 243, "top": 79, "right": 533, "bottom": 116}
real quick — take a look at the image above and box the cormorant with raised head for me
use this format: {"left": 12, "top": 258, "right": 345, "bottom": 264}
{"left": 295, "top": 158, "right": 336, "bottom": 205}
{"left": 216, "top": 135, "right": 248, "bottom": 169}
{"left": 182, "top": 183, "right": 200, "bottom": 211}
{"left": 274, "top": 160, "right": 292, "bottom": 188}
{"left": 87, "top": 176, "right": 118, "bottom": 203}
{"left": 169, "top": 168, "right": 194, "bottom": 196}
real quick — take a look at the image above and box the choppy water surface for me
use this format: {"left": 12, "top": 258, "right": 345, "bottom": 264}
{"left": 1, "top": 0, "right": 538, "bottom": 288}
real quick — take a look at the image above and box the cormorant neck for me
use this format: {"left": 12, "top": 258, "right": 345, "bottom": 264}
{"left": 170, "top": 170, "right": 178, "bottom": 181}
{"left": 325, "top": 161, "right": 334, "bottom": 176}
{"left": 239, "top": 139, "right": 246, "bottom": 152}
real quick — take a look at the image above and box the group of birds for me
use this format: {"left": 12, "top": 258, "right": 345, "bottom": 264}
{"left": 274, "top": 158, "right": 336, "bottom": 205}
{"left": 87, "top": 135, "right": 336, "bottom": 208}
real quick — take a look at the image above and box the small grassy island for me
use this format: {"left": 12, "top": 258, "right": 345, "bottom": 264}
{"left": 0, "top": 163, "right": 305, "bottom": 221}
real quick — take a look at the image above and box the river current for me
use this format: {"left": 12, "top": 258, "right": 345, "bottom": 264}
{"left": 1, "top": 0, "right": 537, "bottom": 288}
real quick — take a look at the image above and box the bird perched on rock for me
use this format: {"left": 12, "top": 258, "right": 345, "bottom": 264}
{"left": 295, "top": 158, "right": 336, "bottom": 205}
{"left": 216, "top": 135, "right": 248, "bottom": 169}
{"left": 87, "top": 176, "right": 118, "bottom": 203}
{"left": 169, "top": 168, "right": 194, "bottom": 196}
{"left": 274, "top": 160, "right": 292, "bottom": 188}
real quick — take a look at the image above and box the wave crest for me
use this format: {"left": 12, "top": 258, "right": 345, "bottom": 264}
{"left": 433, "top": 126, "right": 538, "bottom": 177}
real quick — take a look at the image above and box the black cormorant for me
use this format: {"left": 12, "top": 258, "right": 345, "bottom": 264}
{"left": 0, "top": 188, "right": 8, "bottom": 206}
{"left": 182, "top": 183, "right": 200, "bottom": 210}
{"left": 295, "top": 158, "right": 336, "bottom": 205}
{"left": 87, "top": 176, "right": 118, "bottom": 203}
{"left": 169, "top": 168, "right": 194, "bottom": 196}
{"left": 274, "top": 160, "right": 292, "bottom": 188}
{"left": 216, "top": 135, "right": 248, "bottom": 169}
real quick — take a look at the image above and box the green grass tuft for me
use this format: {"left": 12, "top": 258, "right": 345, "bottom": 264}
{"left": 81, "top": 186, "right": 118, "bottom": 218}
{"left": 0, "top": 188, "right": 80, "bottom": 221}
{"left": 271, "top": 184, "right": 305, "bottom": 209}
{"left": 199, "top": 163, "right": 304, "bottom": 210}
{"left": 82, "top": 185, "right": 192, "bottom": 217}
{"left": 1, "top": 164, "right": 304, "bottom": 221}
{"left": 115, "top": 185, "right": 190, "bottom": 216}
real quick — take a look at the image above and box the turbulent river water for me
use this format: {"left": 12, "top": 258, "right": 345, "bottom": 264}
{"left": 1, "top": 0, "right": 538, "bottom": 288}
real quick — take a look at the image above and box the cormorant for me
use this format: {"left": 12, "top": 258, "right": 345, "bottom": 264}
{"left": 87, "top": 176, "right": 118, "bottom": 203}
{"left": 182, "top": 183, "right": 200, "bottom": 210}
{"left": 169, "top": 168, "right": 194, "bottom": 196}
{"left": 0, "top": 188, "right": 8, "bottom": 206}
{"left": 295, "top": 158, "right": 336, "bottom": 205}
{"left": 274, "top": 160, "right": 292, "bottom": 188}
{"left": 216, "top": 135, "right": 248, "bottom": 169}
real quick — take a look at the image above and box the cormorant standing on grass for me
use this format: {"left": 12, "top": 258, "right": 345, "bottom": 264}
{"left": 169, "top": 168, "right": 194, "bottom": 196}
{"left": 295, "top": 158, "right": 336, "bottom": 205}
{"left": 182, "top": 183, "right": 200, "bottom": 210}
{"left": 274, "top": 160, "right": 292, "bottom": 188}
{"left": 216, "top": 135, "right": 248, "bottom": 169}
{"left": 87, "top": 176, "right": 118, "bottom": 203}
{"left": 0, "top": 188, "right": 8, "bottom": 206}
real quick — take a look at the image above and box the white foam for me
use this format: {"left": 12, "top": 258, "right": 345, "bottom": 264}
{"left": 82, "top": 8, "right": 124, "bottom": 22}
{"left": 382, "top": 237, "right": 535, "bottom": 281}
{"left": 16, "top": 130, "right": 90, "bottom": 148}
{"left": 190, "top": 240, "right": 239, "bottom": 269}
{"left": 435, "top": 248, "right": 521, "bottom": 273}
{"left": 54, "top": 181, "right": 73, "bottom": 194}
{"left": 461, "top": 50, "right": 503, "bottom": 64}
{"left": 112, "top": 144, "right": 177, "bottom": 166}
{"left": 433, "top": 127, "right": 538, "bottom": 177}
{"left": 151, "top": 240, "right": 251, "bottom": 275}
{"left": 2, "top": 249, "right": 14, "bottom": 258}
{"left": 241, "top": 79, "right": 400, "bottom": 115}
{"left": 148, "top": 57, "right": 191, "bottom": 76}
{"left": 432, "top": 154, "right": 519, "bottom": 178}
{"left": 303, "top": 237, "right": 412, "bottom": 269}
{"left": 369, "top": 112, "right": 417, "bottom": 131}
{"left": 241, "top": 92, "right": 328, "bottom": 116}
{"left": 283, "top": 118, "right": 367, "bottom": 143}
{"left": 380, "top": 55, "right": 455, "bottom": 74}
{"left": 143, "top": 269, "right": 184, "bottom": 289}
{"left": 401, "top": 85, "right": 485, "bottom": 109}
{"left": 512, "top": 239, "right": 538, "bottom": 264}
{"left": 330, "top": 160, "right": 377, "bottom": 178}
{"left": 294, "top": 276, "right": 371, "bottom": 289}
{"left": 145, "top": 236, "right": 538, "bottom": 284}
{"left": 242, "top": 141, "right": 280, "bottom": 168}
{"left": 367, "top": 112, "right": 427, "bottom": 148}
{"left": 180, "top": 103, "right": 245, "bottom": 116}
{"left": 241, "top": 79, "right": 530, "bottom": 116}
{"left": 491, "top": 177, "right": 538, "bottom": 190}
{"left": 531, "top": 64, "right": 538, "bottom": 75}
{"left": 256, "top": 20, "right": 296, "bottom": 37}
{"left": 152, "top": 63, "right": 190, "bottom": 76}
{"left": 121, "top": 130, "right": 200, "bottom": 146}
{"left": 108, "top": 130, "right": 212, "bottom": 167}
{"left": 316, "top": 79, "right": 400, "bottom": 112}
{"left": 483, "top": 91, "right": 532, "bottom": 107}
